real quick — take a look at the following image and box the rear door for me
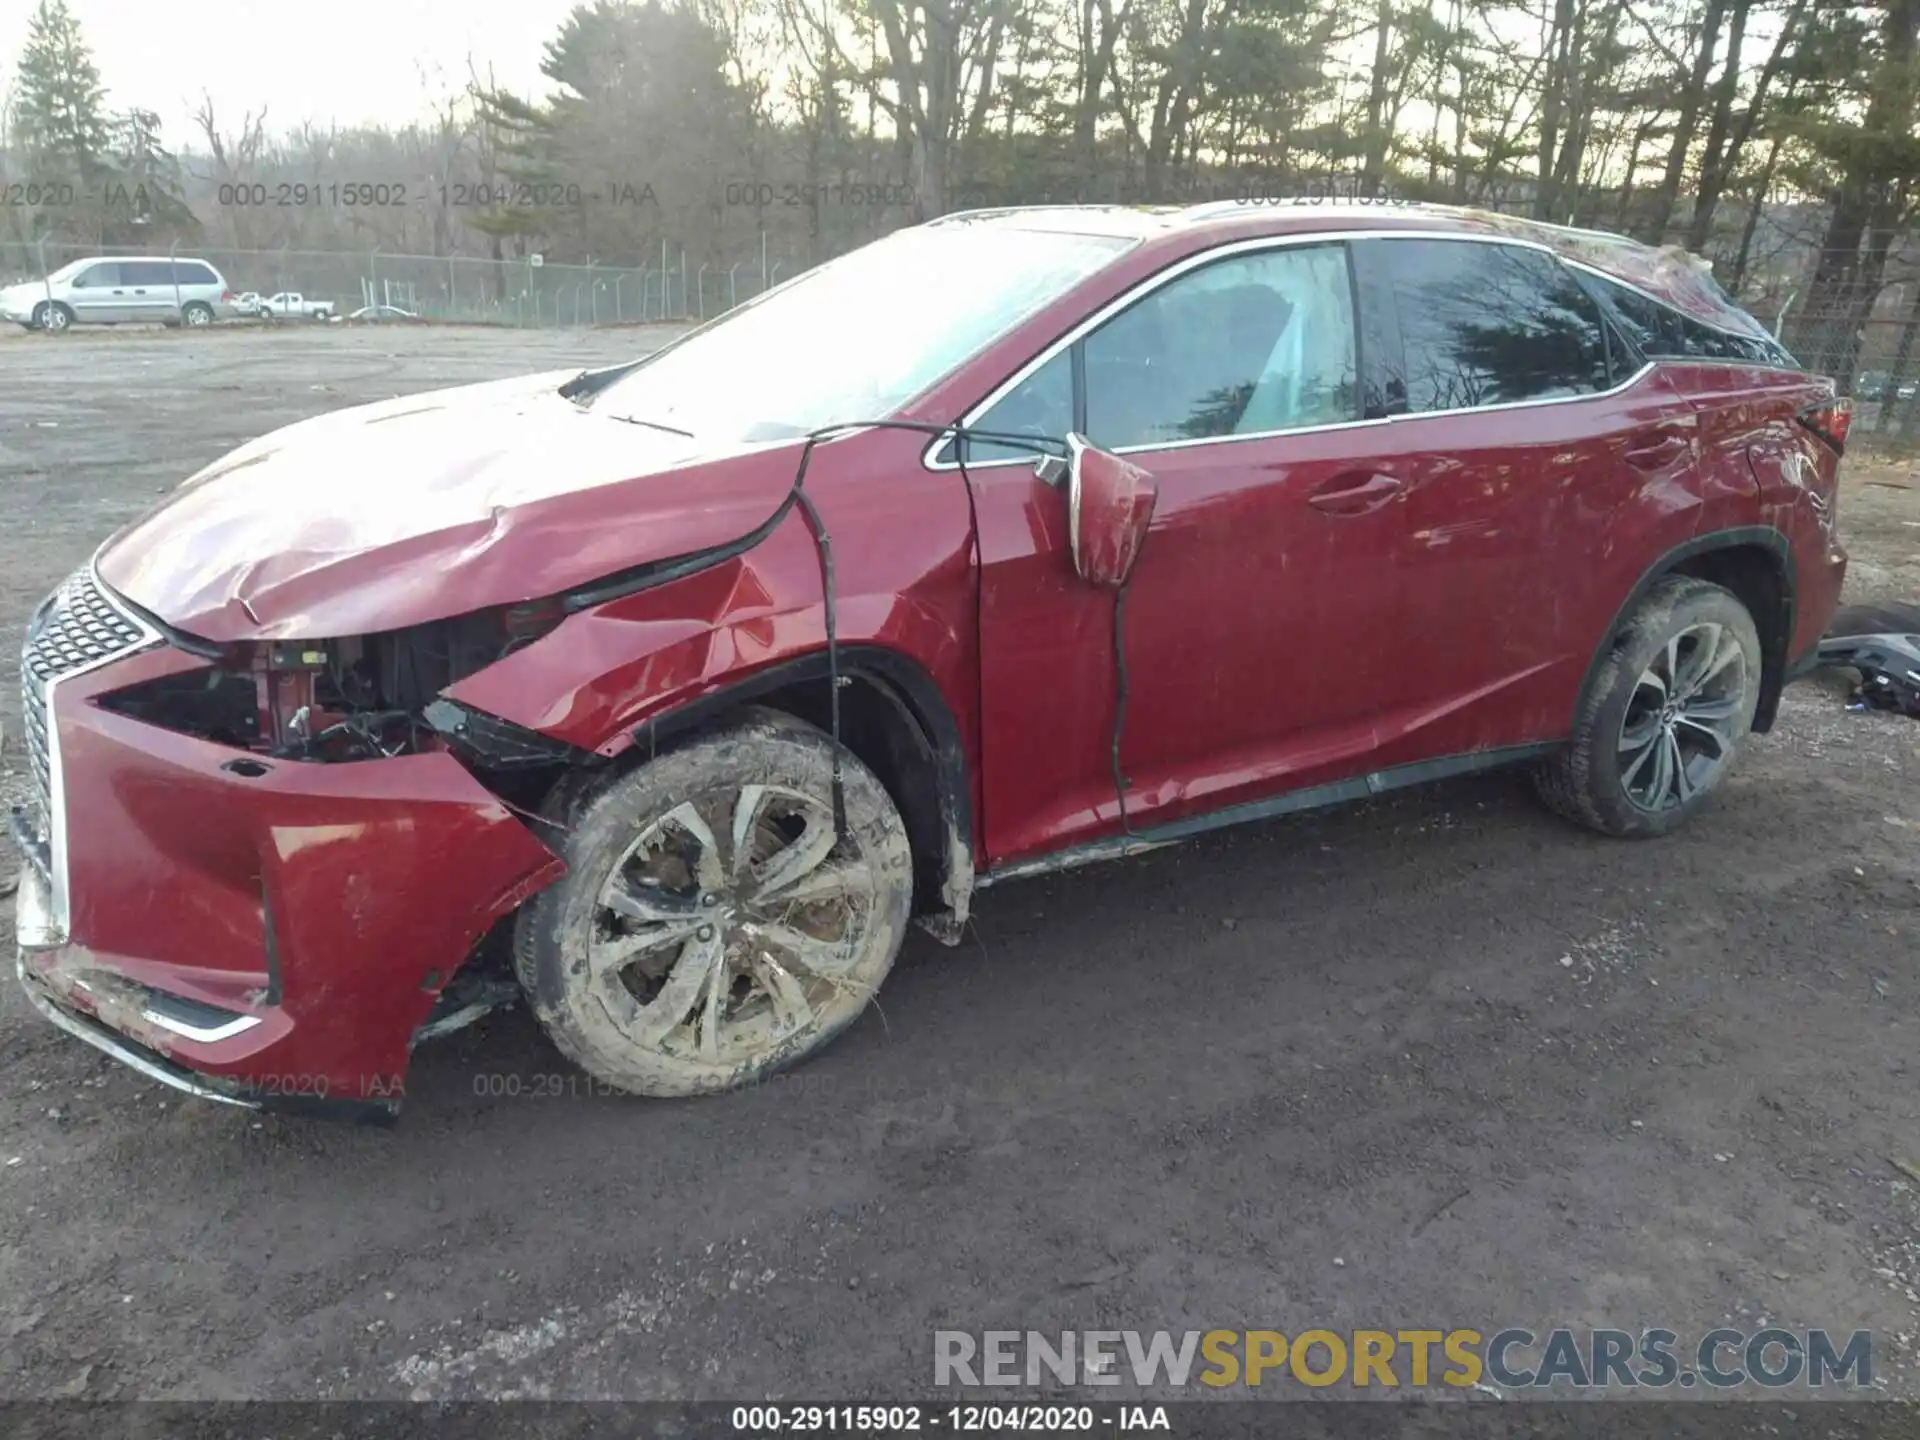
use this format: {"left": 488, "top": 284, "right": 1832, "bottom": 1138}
{"left": 1350, "top": 235, "right": 1703, "bottom": 764}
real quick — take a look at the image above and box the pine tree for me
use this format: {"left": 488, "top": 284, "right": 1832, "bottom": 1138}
{"left": 13, "top": 0, "right": 111, "bottom": 184}
{"left": 465, "top": 85, "right": 565, "bottom": 257}
{"left": 104, "top": 107, "right": 199, "bottom": 244}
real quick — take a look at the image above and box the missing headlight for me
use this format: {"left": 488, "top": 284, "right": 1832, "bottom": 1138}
{"left": 96, "top": 608, "right": 555, "bottom": 764}
{"left": 96, "top": 666, "right": 262, "bottom": 749}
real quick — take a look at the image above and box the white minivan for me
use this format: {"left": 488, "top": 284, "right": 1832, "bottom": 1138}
{"left": 0, "top": 256, "right": 235, "bottom": 332}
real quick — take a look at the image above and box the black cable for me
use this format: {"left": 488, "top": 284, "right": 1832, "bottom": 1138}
{"left": 792, "top": 485, "right": 845, "bottom": 839}
{"left": 778, "top": 419, "right": 1058, "bottom": 847}
{"left": 1110, "top": 580, "right": 1136, "bottom": 837}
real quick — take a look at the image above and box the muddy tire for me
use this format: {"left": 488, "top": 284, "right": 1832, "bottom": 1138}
{"left": 1534, "top": 576, "right": 1761, "bottom": 838}
{"left": 514, "top": 707, "right": 914, "bottom": 1097}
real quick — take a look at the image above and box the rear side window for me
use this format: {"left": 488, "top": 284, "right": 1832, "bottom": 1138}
{"left": 1376, "top": 239, "right": 1610, "bottom": 413}
{"left": 1588, "top": 274, "right": 1798, "bottom": 368}
{"left": 123, "top": 261, "right": 174, "bottom": 286}
{"left": 175, "top": 262, "right": 219, "bottom": 285}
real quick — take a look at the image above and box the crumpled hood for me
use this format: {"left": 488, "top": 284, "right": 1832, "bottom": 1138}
{"left": 96, "top": 370, "right": 800, "bottom": 642}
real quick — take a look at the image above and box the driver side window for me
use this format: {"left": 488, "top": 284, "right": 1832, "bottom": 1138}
{"left": 1085, "top": 244, "right": 1357, "bottom": 448}
{"left": 965, "top": 349, "right": 1073, "bottom": 464}
{"left": 964, "top": 242, "right": 1358, "bottom": 463}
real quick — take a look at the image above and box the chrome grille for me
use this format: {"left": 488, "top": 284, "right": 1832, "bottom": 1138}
{"left": 20, "top": 659, "right": 52, "bottom": 867}
{"left": 24, "top": 569, "right": 146, "bottom": 684}
{"left": 18, "top": 569, "right": 151, "bottom": 870}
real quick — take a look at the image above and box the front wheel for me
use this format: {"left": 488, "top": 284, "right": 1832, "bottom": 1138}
{"left": 514, "top": 708, "right": 914, "bottom": 1097}
{"left": 32, "top": 301, "right": 72, "bottom": 333}
{"left": 1535, "top": 576, "right": 1761, "bottom": 838}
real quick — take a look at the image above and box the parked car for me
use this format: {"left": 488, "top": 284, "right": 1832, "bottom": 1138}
{"left": 346, "top": 303, "right": 421, "bottom": 322}
{"left": 1858, "top": 370, "right": 1919, "bottom": 403}
{"left": 230, "top": 291, "right": 266, "bottom": 318}
{"left": 0, "top": 256, "right": 235, "bottom": 331}
{"left": 258, "top": 291, "right": 335, "bottom": 320}
{"left": 12, "top": 203, "right": 1850, "bottom": 1122}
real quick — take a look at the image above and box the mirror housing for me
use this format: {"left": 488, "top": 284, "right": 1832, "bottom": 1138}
{"left": 1065, "top": 433, "right": 1158, "bottom": 590}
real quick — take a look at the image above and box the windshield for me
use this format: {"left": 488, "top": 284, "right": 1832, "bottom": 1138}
{"left": 592, "top": 224, "right": 1135, "bottom": 440}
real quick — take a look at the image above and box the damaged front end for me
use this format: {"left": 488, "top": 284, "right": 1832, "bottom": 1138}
{"left": 13, "top": 571, "right": 575, "bottom": 1123}
{"left": 110, "top": 600, "right": 524, "bottom": 740}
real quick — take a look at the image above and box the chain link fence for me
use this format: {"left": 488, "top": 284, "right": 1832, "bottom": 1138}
{"left": 1778, "top": 279, "right": 1920, "bottom": 446}
{"left": 0, "top": 239, "right": 807, "bottom": 327}
{"left": 12, "top": 234, "right": 1920, "bottom": 449}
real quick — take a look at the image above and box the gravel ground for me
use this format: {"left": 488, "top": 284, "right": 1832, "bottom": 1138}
{"left": 0, "top": 325, "right": 1916, "bottom": 1403}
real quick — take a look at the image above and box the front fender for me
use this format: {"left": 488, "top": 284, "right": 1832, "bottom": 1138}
{"left": 441, "top": 503, "right": 978, "bottom": 762}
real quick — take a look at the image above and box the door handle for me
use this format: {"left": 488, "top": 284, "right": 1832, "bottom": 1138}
{"left": 1624, "top": 433, "right": 1689, "bottom": 470}
{"left": 1308, "top": 472, "right": 1404, "bottom": 515}
{"left": 133, "top": 289, "right": 147, "bottom": 295}
{"left": 111, "top": 289, "right": 125, "bottom": 295}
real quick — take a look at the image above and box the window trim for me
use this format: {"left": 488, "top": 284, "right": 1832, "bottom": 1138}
{"left": 932, "top": 234, "right": 1367, "bottom": 469}
{"left": 1563, "top": 258, "right": 1799, "bottom": 369}
{"left": 924, "top": 228, "right": 1655, "bottom": 473}
{"left": 1358, "top": 234, "right": 1622, "bottom": 419}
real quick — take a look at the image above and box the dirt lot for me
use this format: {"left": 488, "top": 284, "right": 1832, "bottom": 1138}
{"left": 0, "top": 325, "right": 1916, "bottom": 1403}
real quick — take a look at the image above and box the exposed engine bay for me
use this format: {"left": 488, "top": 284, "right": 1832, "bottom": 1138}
{"left": 97, "top": 601, "right": 568, "bottom": 766}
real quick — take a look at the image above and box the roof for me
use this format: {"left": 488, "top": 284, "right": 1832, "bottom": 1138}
{"left": 926, "top": 200, "right": 1757, "bottom": 334}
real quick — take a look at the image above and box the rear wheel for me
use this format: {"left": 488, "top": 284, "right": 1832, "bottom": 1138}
{"left": 181, "top": 301, "right": 214, "bottom": 327}
{"left": 1535, "top": 577, "right": 1761, "bottom": 838}
{"left": 514, "top": 708, "right": 914, "bottom": 1096}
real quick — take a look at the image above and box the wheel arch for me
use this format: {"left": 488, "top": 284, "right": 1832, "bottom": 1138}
{"left": 1580, "top": 526, "right": 1797, "bottom": 735}
{"left": 624, "top": 645, "right": 977, "bottom": 941}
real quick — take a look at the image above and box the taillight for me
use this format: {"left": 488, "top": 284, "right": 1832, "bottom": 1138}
{"left": 1798, "top": 397, "right": 1853, "bottom": 455}
{"left": 221, "top": 290, "right": 236, "bottom": 301}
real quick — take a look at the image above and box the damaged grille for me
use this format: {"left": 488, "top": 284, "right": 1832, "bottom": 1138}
{"left": 18, "top": 569, "right": 152, "bottom": 874}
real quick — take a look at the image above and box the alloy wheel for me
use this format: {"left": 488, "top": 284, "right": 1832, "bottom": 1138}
{"left": 588, "top": 784, "right": 878, "bottom": 1065}
{"left": 1617, "top": 621, "right": 1748, "bottom": 812}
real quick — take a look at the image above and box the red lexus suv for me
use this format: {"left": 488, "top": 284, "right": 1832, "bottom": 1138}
{"left": 12, "top": 203, "right": 1850, "bottom": 1122}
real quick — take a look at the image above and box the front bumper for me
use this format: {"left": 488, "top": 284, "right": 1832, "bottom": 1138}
{"left": 13, "top": 638, "right": 565, "bottom": 1122}
{"left": 15, "top": 937, "right": 396, "bottom": 1123}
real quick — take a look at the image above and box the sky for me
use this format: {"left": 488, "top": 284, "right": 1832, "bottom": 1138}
{"left": 0, "top": 0, "right": 583, "bottom": 147}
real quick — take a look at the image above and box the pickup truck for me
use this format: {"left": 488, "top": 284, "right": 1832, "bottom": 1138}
{"left": 259, "top": 292, "right": 335, "bottom": 320}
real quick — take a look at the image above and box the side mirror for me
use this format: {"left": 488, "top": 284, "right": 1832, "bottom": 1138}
{"left": 1065, "top": 433, "right": 1158, "bottom": 590}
